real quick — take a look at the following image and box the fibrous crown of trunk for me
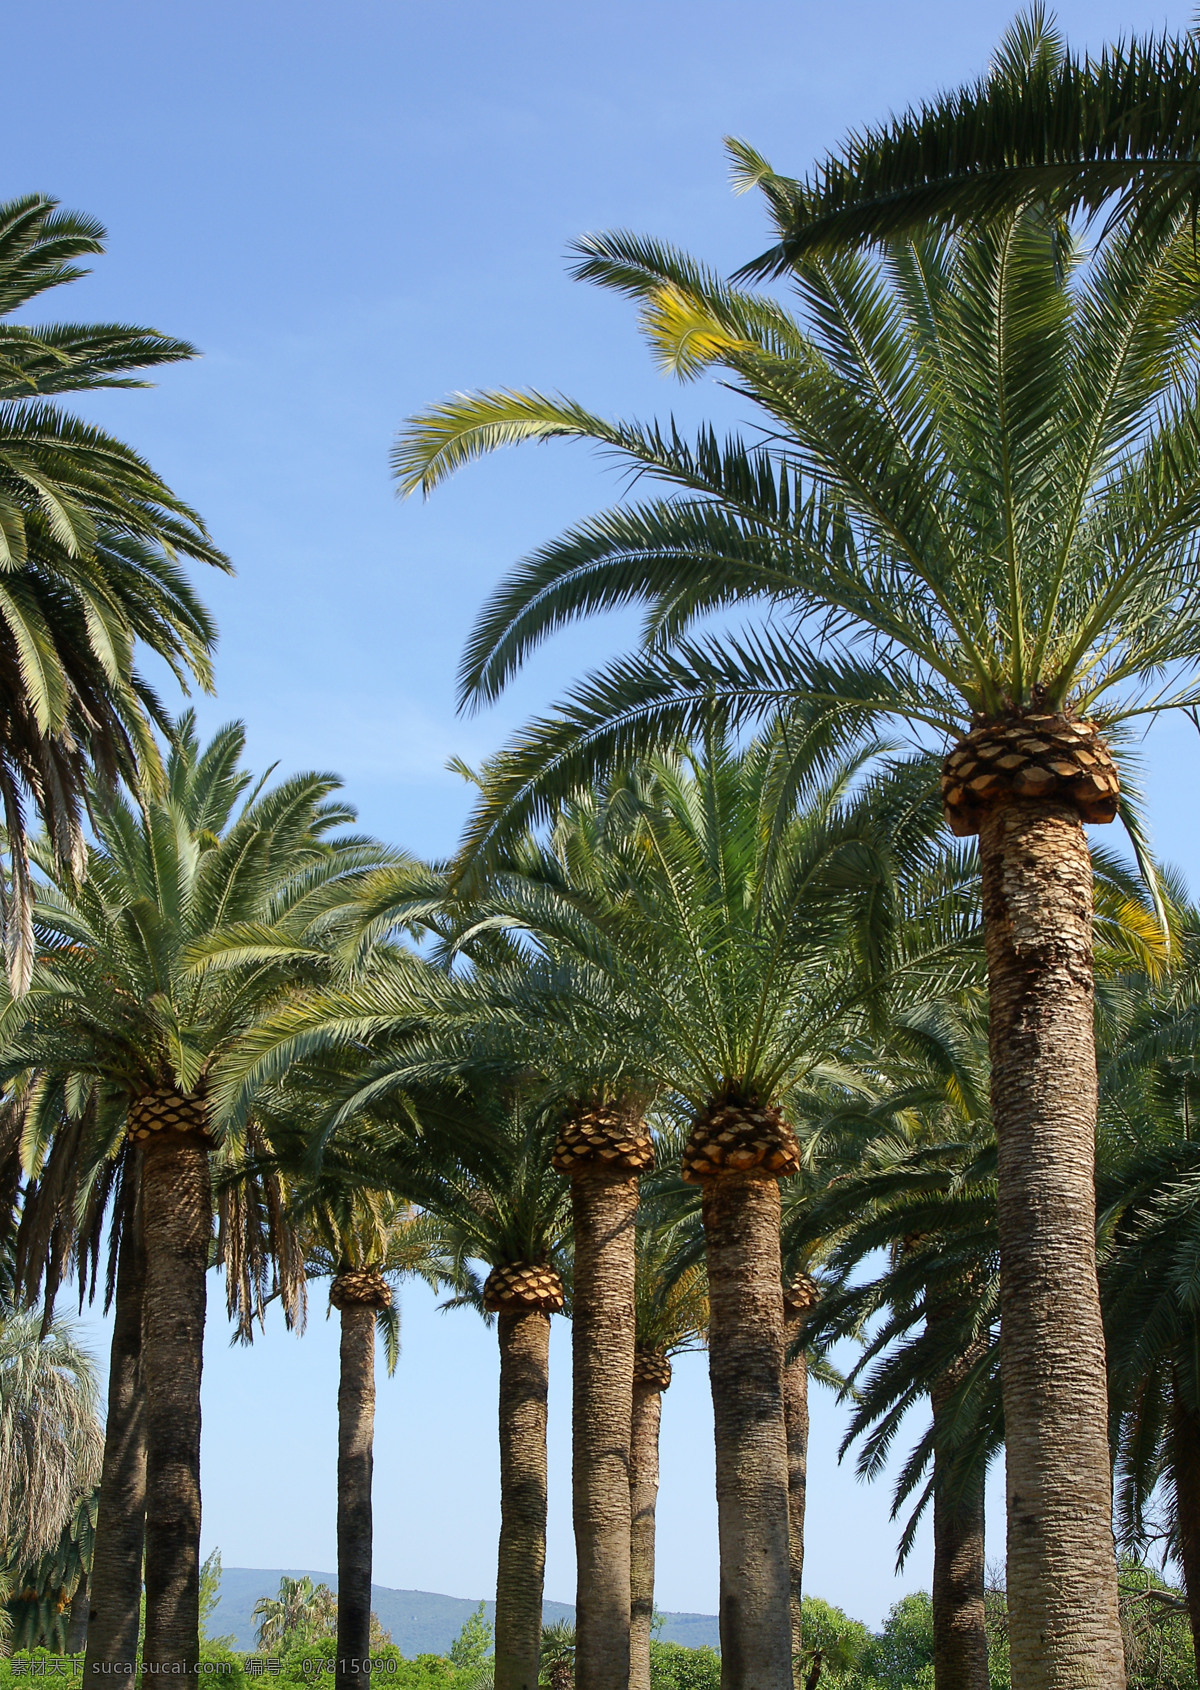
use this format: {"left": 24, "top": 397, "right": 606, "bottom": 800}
{"left": 84, "top": 1170, "right": 147, "bottom": 1677}
{"left": 630, "top": 1347, "right": 672, "bottom": 1690}
{"left": 683, "top": 1095, "right": 800, "bottom": 1690}
{"left": 484, "top": 1262, "right": 564, "bottom": 1690}
{"left": 782, "top": 1274, "right": 818, "bottom": 1686}
{"left": 135, "top": 1090, "right": 212, "bottom": 1678}
{"left": 330, "top": 1267, "right": 391, "bottom": 1690}
{"left": 553, "top": 1103, "right": 652, "bottom": 1690}
{"left": 945, "top": 710, "right": 1126, "bottom": 1690}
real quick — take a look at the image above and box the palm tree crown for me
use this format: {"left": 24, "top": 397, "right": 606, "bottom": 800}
{"left": 731, "top": 10, "right": 1200, "bottom": 269}
{"left": 396, "top": 198, "right": 1200, "bottom": 872}
{"left": 0, "top": 194, "right": 229, "bottom": 986}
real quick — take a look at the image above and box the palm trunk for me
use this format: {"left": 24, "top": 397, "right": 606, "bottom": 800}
{"left": 928, "top": 1326, "right": 988, "bottom": 1690}
{"left": 140, "top": 1116, "right": 211, "bottom": 1675}
{"left": 335, "top": 1300, "right": 377, "bottom": 1690}
{"left": 703, "top": 1171, "right": 793, "bottom": 1690}
{"left": 1170, "top": 1369, "right": 1200, "bottom": 1670}
{"left": 495, "top": 1308, "right": 552, "bottom": 1690}
{"left": 630, "top": 1380, "right": 663, "bottom": 1690}
{"left": 782, "top": 1304, "right": 810, "bottom": 1684}
{"left": 980, "top": 801, "right": 1125, "bottom": 1689}
{"left": 67, "top": 1575, "right": 89, "bottom": 1655}
{"left": 570, "top": 1168, "right": 637, "bottom": 1690}
{"left": 84, "top": 1179, "right": 147, "bottom": 1675}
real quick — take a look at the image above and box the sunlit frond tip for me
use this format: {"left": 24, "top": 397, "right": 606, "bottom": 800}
{"left": 391, "top": 389, "right": 613, "bottom": 497}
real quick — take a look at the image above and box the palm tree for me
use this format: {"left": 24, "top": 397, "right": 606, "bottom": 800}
{"left": 0, "top": 1309, "right": 102, "bottom": 1572}
{"left": 539, "top": 1621, "right": 575, "bottom": 1690}
{"left": 393, "top": 180, "right": 1200, "bottom": 1685}
{"left": 628, "top": 1201, "right": 707, "bottom": 1690}
{"left": 797, "top": 1081, "right": 1001, "bottom": 1690}
{"left": 2, "top": 1085, "right": 307, "bottom": 1676}
{"left": 1096, "top": 906, "right": 1200, "bottom": 1667}
{"left": 6, "top": 1486, "right": 99, "bottom": 1654}
{"left": 0, "top": 716, "right": 390, "bottom": 1674}
{"left": 253, "top": 1575, "right": 337, "bottom": 1653}
{"left": 272, "top": 1059, "right": 571, "bottom": 1690}
{"left": 553, "top": 1093, "right": 649, "bottom": 1690}
{"left": 729, "top": 10, "right": 1200, "bottom": 268}
{"left": 0, "top": 193, "right": 228, "bottom": 988}
{"left": 295, "top": 1195, "right": 430, "bottom": 1690}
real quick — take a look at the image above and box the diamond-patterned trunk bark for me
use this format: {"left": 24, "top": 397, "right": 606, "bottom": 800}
{"left": 483, "top": 1261, "right": 565, "bottom": 1314}
{"left": 941, "top": 713, "right": 1118, "bottom": 837}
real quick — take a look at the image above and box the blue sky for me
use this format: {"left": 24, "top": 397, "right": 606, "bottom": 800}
{"left": 11, "top": 0, "right": 1200, "bottom": 1634}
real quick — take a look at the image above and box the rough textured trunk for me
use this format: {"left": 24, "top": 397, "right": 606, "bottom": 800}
{"left": 84, "top": 1182, "right": 147, "bottom": 1676}
{"left": 928, "top": 1321, "right": 989, "bottom": 1690}
{"left": 1170, "top": 1372, "right": 1200, "bottom": 1671}
{"left": 782, "top": 1306, "right": 810, "bottom": 1683}
{"left": 980, "top": 801, "right": 1125, "bottom": 1689}
{"left": 336, "top": 1302, "right": 377, "bottom": 1690}
{"left": 495, "top": 1308, "right": 552, "bottom": 1690}
{"left": 67, "top": 1575, "right": 89, "bottom": 1655}
{"left": 630, "top": 1381, "right": 663, "bottom": 1690}
{"left": 571, "top": 1168, "right": 637, "bottom": 1690}
{"left": 141, "top": 1123, "right": 211, "bottom": 1675}
{"left": 703, "top": 1172, "right": 793, "bottom": 1690}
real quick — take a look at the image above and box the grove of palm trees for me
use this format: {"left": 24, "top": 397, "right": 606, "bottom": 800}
{"left": 5, "top": 6, "right": 1200, "bottom": 1690}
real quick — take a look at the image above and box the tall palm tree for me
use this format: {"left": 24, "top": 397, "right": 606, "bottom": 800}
{"left": 553, "top": 1091, "right": 649, "bottom": 1690}
{"left": 2, "top": 1085, "right": 308, "bottom": 1677}
{"left": 0, "top": 193, "right": 228, "bottom": 988}
{"left": 261, "top": 1053, "right": 571, "bottom": 1690}
{"left": 294, "top": 1194, "right": 430, "bottom": 1690}
{"left": 628, "top": 1200, "right": 707, "bottom": 1690}
{"left": 394, "top": 182, "right": 1200, "bottom": 1686}
{"left": 0, "top": 716, "right": 390, "bottom": 1674}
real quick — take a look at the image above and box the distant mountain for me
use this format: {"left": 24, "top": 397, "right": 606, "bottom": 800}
{"left": 212, "top": 1568, "right": 720, "bottom": 1656}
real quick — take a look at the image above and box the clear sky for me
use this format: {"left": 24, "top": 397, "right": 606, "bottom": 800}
{"left": 9, "top": 0, "right": 1200, "bottom": 1634}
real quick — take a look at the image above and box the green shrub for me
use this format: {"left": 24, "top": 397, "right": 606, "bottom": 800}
{"left": 648, "top": 1640, "right": 720, "bottom": 1690}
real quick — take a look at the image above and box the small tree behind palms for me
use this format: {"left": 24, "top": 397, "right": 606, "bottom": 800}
{"left": 0, "top": 1310, "right": 102, "bottom": 1570}
{"left": 253, "top": 1576, "right": 336, "bottom": 1654}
